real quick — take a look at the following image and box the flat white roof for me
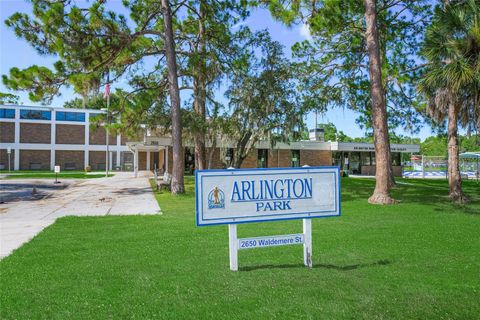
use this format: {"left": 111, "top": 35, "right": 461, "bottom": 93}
{"left": 0, "top": 104, "right": 105, "bottom": 113}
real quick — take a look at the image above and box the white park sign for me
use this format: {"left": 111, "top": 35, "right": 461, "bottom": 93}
{"left": 195, "top": 167, "right": 341, "bottom": 271}
{"left": 196, "top": 167, "right": 340, "bottom": 225}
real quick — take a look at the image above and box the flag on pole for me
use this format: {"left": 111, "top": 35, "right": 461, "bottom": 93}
{"left": 103, "top": 83, "right": 110, "bottom": 99}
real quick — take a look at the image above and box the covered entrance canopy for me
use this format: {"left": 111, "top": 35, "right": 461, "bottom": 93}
{"left": 330, "top": 142, "right": 420, "bottom": 176}
{"left": 127, "top": 141, "right": 166, "bottom": 177}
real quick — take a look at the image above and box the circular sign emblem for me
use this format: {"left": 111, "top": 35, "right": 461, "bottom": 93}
{"left": 208, "top": 187, "right": 225, "bottom": 209}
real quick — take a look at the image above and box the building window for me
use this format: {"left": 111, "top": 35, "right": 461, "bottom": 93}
{"left": 333, "top": 152, "right": 343, "bottom": 169}
{"left": 185, "top": 147, "right": 195, "bottom": 173}
{"left": 349, "top": 152, "right": 361, "bottom": 174}
{"left": 391, "top": 152, "right": 401, "bottom": 166}
{"left": 224, "top": 148, "right": 234, "bottom": 167}
{"left": 56, "top": 111, "right": 85, "bottom": 122}
{"left": 291, "top": 150, "right": 300, "bottom": 167}
{"left": 20, "top": 109, "right": 51, "bottom": 120}
{"left": 0, "top": 108, "right": 15, "bottom": 119}
{"left": 361, "top": 152, "right": 370, "bottom": 166}
{"left": 257, "top": 149, "right": 268, "bottom": 168}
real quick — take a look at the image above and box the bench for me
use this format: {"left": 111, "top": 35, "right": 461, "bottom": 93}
{"left": 157, "top": 172, "right": 172, "bottom": 191}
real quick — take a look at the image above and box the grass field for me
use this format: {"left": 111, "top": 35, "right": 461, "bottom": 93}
{"left": 3, "top": 172, "right": 114, "bottom": 179}
{"left": 1, "top": 177, "right": 479, "bottom": 319}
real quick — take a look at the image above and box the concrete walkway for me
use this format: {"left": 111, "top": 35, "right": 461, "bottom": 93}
{"left": 0, "top": 172, "right": 160, "bottom": 258}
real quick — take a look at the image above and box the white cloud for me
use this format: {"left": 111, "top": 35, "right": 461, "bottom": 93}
{"left": 299, "top": 24, "right": 312, "bottom": 41}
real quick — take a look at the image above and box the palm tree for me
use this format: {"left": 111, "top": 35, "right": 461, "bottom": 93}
{"left": 419, "top": 0, "right": 480, "bottom": 203}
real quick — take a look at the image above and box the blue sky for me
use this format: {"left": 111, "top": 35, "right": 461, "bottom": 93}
{"left": 0, "top": 0, "right": 435, "bottom": 140}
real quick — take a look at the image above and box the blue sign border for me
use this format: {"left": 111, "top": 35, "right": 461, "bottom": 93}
{"left": 195, "top": 166, "right": 341, "bottom": 226}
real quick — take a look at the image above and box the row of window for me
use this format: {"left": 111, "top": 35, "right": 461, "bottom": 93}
{"left": 56, "top": 111, "right": 86, "bottom": 122}
{"left": 258, "top": 149, "right": 301, "bottom": 168}
{"left": 0, "top": 108, "right": 99, "bottom": 122}
{"left": 20, "top": 110, "right": 52, "bottom": 120}
{"left": 333, "top": 151, "right": 402, "bottom": 174}
{"left": 0, "top": 108, "right": 15, "bottom": 119}
{"left": 184, "top": 148, "right": 303, "bottom": 171}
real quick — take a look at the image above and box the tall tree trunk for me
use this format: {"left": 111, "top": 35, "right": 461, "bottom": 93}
{"left": 193, "top": 84, "right": 207, "bottom": 170}
{"left": 162, "top": 0, "right": 184, "bottom": 194}
{"left": 447, "top": 102, "right": 467, "bottom": 203}
{"left": 364, "top": 0, "right": 396, "bottom": 204}
{"left": 193, "top": 1, "right": 207, "bottom": 171}
{"left": 207, "top": 138, "right": 216, "bottom": 169}
{"left": 379, "top": 26, "right": 395, "bottom": 190}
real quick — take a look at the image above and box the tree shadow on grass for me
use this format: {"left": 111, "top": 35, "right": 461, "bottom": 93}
{"left": 393, "top": 180, "right": 480, "bottom": 212}
{"left": 341, "top": 178, "right": 479, "bottom": 213}
{"left": 239, "top": 259, "right": 392, "bottom": 272}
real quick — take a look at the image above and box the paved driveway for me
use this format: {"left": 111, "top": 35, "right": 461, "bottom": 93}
{"left": 0, "top": 172, "right": 160, "bottom": 258}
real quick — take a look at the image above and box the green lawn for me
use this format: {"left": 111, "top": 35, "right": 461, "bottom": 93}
{"left": 3, "top": 172, "right": 114, "bottom": 179}
{"left": 1, "top": 178, "right": 479, "bottom": 319}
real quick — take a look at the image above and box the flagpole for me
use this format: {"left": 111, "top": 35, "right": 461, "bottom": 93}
{"left": 105, "top": 72, "right": 110, "bottom": 178}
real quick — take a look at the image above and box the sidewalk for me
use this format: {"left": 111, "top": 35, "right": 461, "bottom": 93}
{"left": 0, "top": 172, "right": 160, "bottom": 258}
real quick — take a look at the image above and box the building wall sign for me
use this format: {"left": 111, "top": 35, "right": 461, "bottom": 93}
{"left": 195, "top": 167, "right": 341, "bottom": 226}
{"left": 331, "top": 142, "right": 419, "bottom": 153}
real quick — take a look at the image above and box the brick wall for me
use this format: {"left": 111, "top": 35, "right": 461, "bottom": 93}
{"left": 267, "top": 150, "right": 277, "bottom": 168}
{"left": 89, "top": 151, "right": 106, "bottom": 170}
{"left": 89, "top": 126, "right": 117, "bottom": 145}
{"left": 0, "top": 122, "right": 14, "bottom": 143}
{"left": 121, "top": 151, "right": 134, "bottom": 171}
{"left": 240, "top": 149, "right": 257, "bottom": 168}
{"left": 149, "top": 152, "right": 154, "bottom": 171}
{"left": 267, "top": 149, "right": 291, "bottom": 168}
{"left": 112, "top": 151, "right": 117, "bottom": 168}
{"left": 20, "top": 123, "right": 51, "bottom": 144}
{"left": 55, "top": 150, "right": 84, "bottom": 170}
{"left": 167, "top": 146, "right": 173, "bottom": 172}
{"left": 120, "top": 133, "right": 142, "bottom": 145}
{"left": 149, "top": 151, "right": 164, "bottom": 171}
{"left": 206, "top": 147, "right": 224, "bottom": 169}
{"left": 20, "top": 150, "right": 50, "bottom": 170}
{"left": 164, "top": 146, "right": 185, "bottom": 173}
{"left": 138, "top": 152, "right": 147, "bottom": 170}
{"left": 158, "top": 147, "right": 333, "bottom": 171}
{"left": 56, "top": 124, "right": 85, "bottom": 144}
{"left": 0, "top": 149, "right": 14, "bottom": 169}
{"left": 158, "top": 150, "right": 165, "bottom": 172}
{"left": 120, "top": 130, "right": 143, "bottom": 146}
{"left": 300, "top": 150, "right": 332, "bottom": 166}
{"left": 361, "top": 165, "right": 403, "bottom": 177}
